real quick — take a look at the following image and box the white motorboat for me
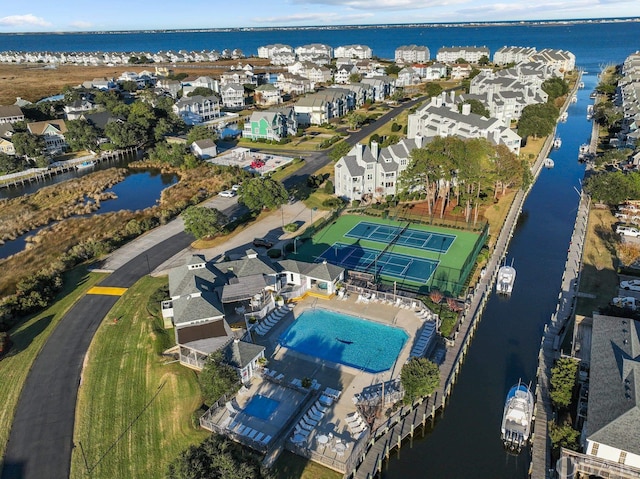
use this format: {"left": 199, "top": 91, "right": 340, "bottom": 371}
{"left": 501, "top": 380, "right": 534, "bottom": 452}
{"left": 76, "top": 160, "right": 95, "bottom": 169}
{"left": 553, "top": 137, "right": 562, "bottom": 149}
{"left": 544, "top": 158, "right": 554, "bottom": 168}
{"left": 559, "top": 112, "right": 568, "bottom": 122}
{"left": 496, "top": 259, "right": 516, "bottom": 295}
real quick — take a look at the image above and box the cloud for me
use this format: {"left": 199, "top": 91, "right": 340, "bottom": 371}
{"left": 290, "top": 0, "right": 467, "bottom": 10}
{"left": 253, "top": 12, "right": 374, "bottom": 23}
{"left": 69, "top": 20, "right": 94, "bottom": 30}
{"left": 455, "top": 0, "right": 613, "bottom": 17}
{"left": 0, "top": 14, "right": 52, "bottom": 28}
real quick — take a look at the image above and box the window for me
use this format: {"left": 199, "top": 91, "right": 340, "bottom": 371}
{"left": 385, "top": 182, "right": 394, "bottom": 188}
{"left": 367, "top": 174, "right": 373, "bottom": 180}
{"left": 619, "top": 451, "right": 627, "bottom": 464}
{"left": 590, "top": 443, "right": 599, "bottom": 455}
{"left": 400, "top": 159, "right": 407, "bottom": 166}
{"left": 367, "top": 164, "right": 373, "bottom": 169}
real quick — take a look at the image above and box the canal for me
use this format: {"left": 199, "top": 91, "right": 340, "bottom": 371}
{"left": 382, "top": 75, "right": 595, "bottom": 478}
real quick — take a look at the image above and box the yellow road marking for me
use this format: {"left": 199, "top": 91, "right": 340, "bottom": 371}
{"left": 87, "top": 286, "right": 128, "bottom": 296}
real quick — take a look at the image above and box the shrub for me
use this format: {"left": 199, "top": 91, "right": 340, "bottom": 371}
{"left": 283, "top": 223, "right": 299, "bottom": 233}
{"left": 391, "top": 122, "right": 401, "bottom": 132}
{"left": 352, "top": 199, "right": 361, "bottom": 207}
{"left": 322, "top": 198, "right": 344, "bottom": 208}
{"left": 323, "top": 180, "right": 334, "bottom": 194}
{"left": 267, "top": 248, "right": 281, "bottom": 258}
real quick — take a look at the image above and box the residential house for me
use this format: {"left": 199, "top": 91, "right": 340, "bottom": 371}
{"left": 172, "top": 95, "right": 221, "bottom": 125}
{"left": 191, "top": 139, "right": 218, "bottom": 159}
{"left": 242, "top": 108, "right": 298, "bottom": 142}
{"left": 530, "top": 48, "right": 576, "bottom": 72}
{"left": 334, "top": 64, "right": 360, "bottom": 84}
{"left": 274, "top": 72, "right": 314, "bottom": 96}
{"left": 79, "top": 111, "right": 124, "bottom": 143}
{"left": 270, "top": 51, "right": 296, "bottom": 66}
{"left": 424, "top": 63, "right": 447, "bottom": 80}
{"left": 557, "top": 314, "right": 640, "bottom": 477}
{"left": 334, "top": 138, "right": 424, "bottom": 201}
{"left": 253, "top": 84, "right": 282, "bottom": 106}
{"left": 396, "top": 67, "right": 421, "bottom": 87}
{"left": 219, "top": 70, "right": 256, "bottom": 87}
{"left": 182, "top": 76, "right": 219, "bottom": 96}
{"left": 288, "top": 61, "right": 332, "bottom": 84}
{"left": 257, "top": 43, "right": 294, "bottom": 59}
{"left": 436, "top": 46, "right": 490, "bottom": 64}
{"left": 64, "top": 98, "right": 95, "bottom": 120}
{"left": 407, "top": 94, "right": 521, "bottom": 154}
{"left": 220, "top": 83, "right": 245, "bottom": 109}
{"left": 27, "top": 119, "right": 68, "bottom": 154}
{"left": 334, "top": 45, "right": 372, "bottom": 59}
{"left": 395, "top": 45, "right": 430, "bottom": 64}
{"left": 0, "top": 138, "right": 15, "bottom": 155}
{"left": 450, "top": 64, "right": 474, "bottom": 80}
{"left": 493, "top": 46, "right": 537, "bottom": 65}
{"left": 156, "top": 79, "right": 182, "bottom": 99}
{"left": 81, "top": 78, "right": 117, "bottom": 91}
{"left": 361, "top": 76, "right": 395, "bottom": 101}
{"left": 0, "top": 105, "right": 24, "bottom": 124}
{"left": 331, "top": 83, "right": 373, "bottom": 107}
{"left": 295, "top": 44, "right": 333, "bottom": 61}
{"left": 0, "top": 123, "right": 14, "bottom": 139}
{"left": 294, "top": 88, "right": 356, "bottom": 126}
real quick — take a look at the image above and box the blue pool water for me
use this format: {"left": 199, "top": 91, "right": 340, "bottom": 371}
{"left": 279, "top": 309, "right": 408, "bottom": 373}
{"left": 243, "top": 394, "right": 279, "bottom": 420}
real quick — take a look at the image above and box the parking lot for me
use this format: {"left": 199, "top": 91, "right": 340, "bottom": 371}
{"left": 207, "top": 147, "right": 295, "bottom": 175}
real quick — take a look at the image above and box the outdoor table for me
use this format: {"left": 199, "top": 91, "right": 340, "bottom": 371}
{"left": 317, "top": 434, "right": 329, "bottom": 444}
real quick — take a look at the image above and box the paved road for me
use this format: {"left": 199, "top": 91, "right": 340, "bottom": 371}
{"left": 0, "top": 94, "right": 427, "bottom": 479}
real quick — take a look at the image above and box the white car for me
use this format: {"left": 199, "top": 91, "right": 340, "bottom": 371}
{"left": 620, "top": 279, "right": 640, "bottom": 291}
{"left": 231, "top": 184, "right": 241, "bottom": 192}
{"left": 218, "top": 190, "right": 236, "bottom": 198}
{"left": 612, "top": 296, "right": 638, "bottom": 310}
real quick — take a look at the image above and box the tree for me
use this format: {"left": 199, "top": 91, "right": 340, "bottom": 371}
{"left": 423, "top": 82, "right": 443, "bottom": 98}
{"left": 120, "top": 80, "right": 139, "bottom": 93}
{"left": 167, "top": 434, "right": 271, "bottom": 479}
{"left": 104, "top": 121, "right": 148, "bottom": 148}
{"left": 198, "top": 351, "right": 239, "bottom": 406}
{"left": 584, "top": 170, "right": 636, "bottom": 205}
{"left": 64, "top": 119, "right": 99, "bottom": 151}
{"left": 348, "top": 73, "right": 362, "bottom": 83}
{"left": 550, "top": 357, "right": 578, "bottom": 409}
{"left": 187, "top": 87, "right": 215, "bottom": 97}
{"left": 517, "top": 103, "right": 559, "bottom": 138}
{"left": 0, "top": 153, "right": 25, "bottom": 174}
{"left": 182, "top": 206, "right": 227, "bottom": 239}
{"left": 458, "top": 99, "right": 489, "bottom": 118}
{"left": 401, "top": 357, "right": 440, "bottom": 404}
{"left": 478, "top": 55, "right": 490, "bottom": 66}
{"left": 346, "top": 111, "right": 366, "bottom": 130}
{"left": 238, "top": 177, "right": 288, "bottom": 211}
{"left": 11, "top": 132, "right": 45, "bottom": 159}
{"left": 148, "top": 141, "right": 190, "bottom": 167}
{"left": 186, "top": 125, "right": 216, "bottom": 145}
{"left": 542, "top": 77, "right": 569, "bottom": 102}
{"left": 385, "top": 64, "right": 401, "bottom": 76}
{"left": 549, "top": 421, "right": 580, "bottom": 451}
{"left": 329, "top": 140, "right": 352, "bottom": 162}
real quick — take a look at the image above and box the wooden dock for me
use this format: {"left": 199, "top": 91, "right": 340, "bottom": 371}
{"left": 0, "top": 147, "right": 138, "bottom": 190}
{"left": 349, "top": 134, "right": 554, "bottom": 479}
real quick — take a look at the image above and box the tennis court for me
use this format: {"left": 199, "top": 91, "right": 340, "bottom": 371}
{"left": 319, "top": 243, "right": 438, "bottom": 283}
{"left": 344, "top": 221, "right": 455, "bottom": 253}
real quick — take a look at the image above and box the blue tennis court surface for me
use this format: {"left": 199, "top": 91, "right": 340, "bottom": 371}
{"left": 319, "top": 243, "right": 438, "bottom": 282}
{"left": 345, "top": 221, "right": 455, "bottom": 253}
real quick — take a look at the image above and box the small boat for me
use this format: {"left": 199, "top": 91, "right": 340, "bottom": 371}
{"left": 586, "top": 104, "right": 594, "bottom": 120}
{"left": 496, "top": 259, "right": 516, "bottom": 295}
{"left": 571, "top": 95, "right": 577, "bottom": 103}
{"left": 553, "top": 137, "right": 562, "bottom": 149}
{"left": 76, "top": 160, "right": 95, "bottom": 169}
{"left": 559, "top": 112, "right": 568, "bottom": 122}
{"left": 590, "top": 91, "right": 597, "bottom": 99}
{"left": 501, "top": 380, "right": 534, "bottom": 453}
{"left": 543, "top": 158, "right": 554, "bottom": 168}
{"left": 578, "top": 81, "right": 585, "bottom": 88}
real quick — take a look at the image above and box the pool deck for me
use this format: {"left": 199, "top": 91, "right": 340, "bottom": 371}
{"left": 248, "top": 294, "right": 427, "bottom": 469}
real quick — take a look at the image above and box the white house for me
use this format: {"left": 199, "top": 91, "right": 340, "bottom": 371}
{"left": 436, "top": 46, "right": 490, "bottom": 64}
{"left": 27, "top": 119, "right": 68, "bottom": 154}
{"left": 424, "top": 63, "right": 447, "bottom": 80}
{"left": 493, "top": 46, "right": 537, "bottom": 65}
{"left": 334, "top": 45, "right": 372, "bottom": 59}
{"left": 530, "top": 48, "right": 576, "bottom": 72}
{"left": 396, "top": 67, "right": 421, "bottom": 87}
{"left": 257, "top": 43, "right": 294, "bottom": 59}
{"left": 220, "top": 83, "right": 245, "bottom": 109}
{"left": 361, "top": 76, "right": 395, "bottom": 101}
{"left": 450, "top": 64, "right": 474, "bottom": 80}
{"left": 274, "top": 72, "right": 314, "bottom": 96}
{"left": 270, "top": 51, "right": 296, "bottom": 66}
{"left": 63, "top": 98, "right": 95, "bottom": 120}
{"left": 182, "top": 76, "right": 219, "bottom": 96}
{"left": 395, "top": 45, "right": 430, "bottom": 64}
{"left": 172, "top": 95, "right": 221, "bottom": 125}
{"left": 0, "top": 105, "right": 24, "bottom": 124}
{"left": 334, "top": 138, "right": 424, "bottom": 201}
{"left": 253, "top": 84, "right": 282, "bottom": 106}
{"left": 190, "top": 139, "right": 218, "bottom": 159}
{"left": 294, "top": 88, "right": 356, "bottom": 126}
{"left": 295, "top": 43, "right": 333, "bottom": 61}
{"left": 407, "top": 94, "right": 521, "bottom": 155}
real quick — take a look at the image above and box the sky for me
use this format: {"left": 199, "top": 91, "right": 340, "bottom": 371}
{"left": 0, "top": 0, "right": 639, "bottom": 32}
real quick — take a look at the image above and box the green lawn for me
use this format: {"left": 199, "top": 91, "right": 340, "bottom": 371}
{"left": 0, "top": 266, "right": 106, "bottom": 460}
{"left": 272, "top": 451, "right": 342, "bottom": 479}
{"left": 70, "top": 276, "right": 208, "bottom": 479}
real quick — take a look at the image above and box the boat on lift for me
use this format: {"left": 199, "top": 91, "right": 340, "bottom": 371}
{"left": 76, "top": 160, "right": 95, "bottom": 170}
{"left": 553, "top": 137, "right": 562, "bottom": 149}
{"left": 544, "top": 158, "right": 555, "bottom": 168}
{"left": 496, "top": 259, "right": 516, "bottom": 295}
{"left": 571, "top": 95, "right": 577, "bottom": 103}
{"left": 559, "top": 112, "right": 568, "bottom": 122}
{"left": 501, "top": 380, "right": 535, "bottom": 453}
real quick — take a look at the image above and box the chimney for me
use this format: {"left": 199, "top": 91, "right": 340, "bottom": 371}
{"left": 440, "top": 91, "right": 447, "bottom": 104}
{"left": 371, "top": 140, "right": 379, "bottom": 159}
{"left": 415, "top": 135, "right": 424, "bottom": 149}
{"left": 449, "top": 90, "right": 455, "bottom": 103}
{"left": 462, "top": 103, "right": 471, "bottom": 115}
{"left": 435, "top": 96, "right": 442, "bottom": 107}
{"left": 356, "top": 143, "right": 364, "bottom": 162}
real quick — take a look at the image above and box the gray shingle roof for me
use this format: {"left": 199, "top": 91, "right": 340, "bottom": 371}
{"left": 587, "top": 314, "right": 640, "bottom": 455}
{"left": 172, "top": 291, "right": 224, "bottom": 325}
{"left": 223, "top": 339, "right": 265, "bottom": 369}
{"left": 277, "top": 259, "right": 344, "bottom": 282}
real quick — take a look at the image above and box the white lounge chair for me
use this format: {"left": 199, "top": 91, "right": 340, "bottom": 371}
{"left": 298, "top": 421, "right": 314, "bottom": 431}
{"left": 319, "top": 394, "right": 333, "bottom": 406}
{"left": 302, "top": 417, "right": 318, "bottom": 427}
{"left": 306, "top": 410, "right": 322, "bottom": 422}
{"left": 314, "top": 401, "right": 329, "bottom": 413}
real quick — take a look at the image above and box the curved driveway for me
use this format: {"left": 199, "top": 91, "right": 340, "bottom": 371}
{"left": 0, "top": 94, "right": 427, "bottom": 479}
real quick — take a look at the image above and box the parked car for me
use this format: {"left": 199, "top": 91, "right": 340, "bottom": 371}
{"left": 616, "top": 225, "right": 640, "bottom": 237}
{"left": 612, "top": 296, "right": 638, "bottom": 310}
{"left": 219, "top": 190, "right": 236, "bottom": 198}
{"left": 620, "top": 279, "right": 640, "bottom": 291}
{"left": 253, "top": 238, "right": 273, "bottom": 248}
{"left": 231, "top": 184, "right": 241, "bottom": 192}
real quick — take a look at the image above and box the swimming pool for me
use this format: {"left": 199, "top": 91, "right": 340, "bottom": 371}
{"left": 243, "top": 394, "right": 279, "bottom": 420}
{"left": 279, "top": 309, "right": 408, "bottom": 373}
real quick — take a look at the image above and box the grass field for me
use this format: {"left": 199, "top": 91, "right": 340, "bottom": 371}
{"left": 70, "top": 276, "right": 208, "bottom": 479}
{"left": 0, "top": 266, "right": 106, "bottom": 460}
{"left": 294, "top": 214, "right": 482, "bottom": 294}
